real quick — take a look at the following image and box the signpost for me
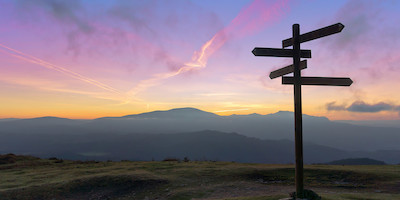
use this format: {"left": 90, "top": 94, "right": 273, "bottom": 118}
{"left": 252, "top": 23, "right": 351, "bottom": 199}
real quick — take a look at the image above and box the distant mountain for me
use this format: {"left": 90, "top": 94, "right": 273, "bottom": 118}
{"left": 324, "top": 158, "right": 386, "bottom": 165}
{"left": 18, "top": 116, "right": 84, "bottom": 125}
{"left": 1, "top": 107, "right": 400, "bottom": 152}
{"left": 335, "top": 119, "right": 400, "bottom": 128}
{"left": 123, "top": 107, "right": 219, "bottom": 119}
{"left": 1, "top": 116, "right": 85, "bottom": 126}
{"left": 0, "top": 116, "right": 87, "bottom": 135}
{"left": 0, "top": 118, "right": 19, "bottom": 122}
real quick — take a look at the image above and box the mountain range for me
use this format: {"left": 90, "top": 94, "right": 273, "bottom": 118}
{"left": 1, "top": 108, "right": 399, "bottom": 164}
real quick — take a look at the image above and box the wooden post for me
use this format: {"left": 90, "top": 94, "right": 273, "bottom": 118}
{"left": 293, "top": 24, "right": 304, "bottom": 198}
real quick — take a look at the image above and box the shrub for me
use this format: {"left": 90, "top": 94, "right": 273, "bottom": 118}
{"left": 162, "top": 157, "right": 180, "bottom": 162}
{"left": 0, "top": 154, "right": 17, "bottom": 164}
{"left": 183, "top": 157, "right": 190, "bottom": 162}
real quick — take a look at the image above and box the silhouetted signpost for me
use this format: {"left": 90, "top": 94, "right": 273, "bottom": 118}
{"left": 252, "top": 23, "right": 351, "bottom": 199}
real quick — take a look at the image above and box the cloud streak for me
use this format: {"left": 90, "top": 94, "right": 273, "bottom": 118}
{"left": 0, "top": 43, "right": 125, "bottom": 99}
{"left": 127, "top": 0, "right": 289, "bottom": 98}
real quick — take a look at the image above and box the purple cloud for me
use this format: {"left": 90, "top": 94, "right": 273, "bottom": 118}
{"left": 347, "top": 101, "right": 394, "bottom": 113}
{"left": 327, "top": 101, "right": 400, "bottom": 113}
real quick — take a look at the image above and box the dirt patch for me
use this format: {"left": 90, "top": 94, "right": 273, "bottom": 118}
{"left": 241, "top": 168, "right": 385, "bottom": 189}
{"left": 193, "top": 181, "right": 292, "bottom": 200}
{"left": 242, "top": 168, "right": 293, "bottom": 185}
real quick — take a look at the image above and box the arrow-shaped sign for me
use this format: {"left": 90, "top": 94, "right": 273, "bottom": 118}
{"left": 282, "top": 23, "right": 345, "bottom": 48}
{"left": 269, "top": 60, "right": 307, "bottom": 79}
{"left": 252, "top": 48, "right": 311, "bottom": 58}
{"left": 282, "top": 76, "right": 353, "bottom": 86}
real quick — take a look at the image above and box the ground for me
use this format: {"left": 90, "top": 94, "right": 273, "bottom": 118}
{"left": 0, "top": 154, "right": 399, "bottom": 200}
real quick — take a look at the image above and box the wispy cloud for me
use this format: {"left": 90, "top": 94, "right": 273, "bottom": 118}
{"left": 126, "top": 0, "right": 289, "bottom": 99}
{"left": 15, "top": 0, "right": 94, "bottom": 55}
{"left": 319, "top": 0, "right": 400, "bottom": 79}
{"left": 326, "top": 102, "right": 347, "bottom": 111}
{"left": 0, "top": 43, "right": 126, "bottom": 100}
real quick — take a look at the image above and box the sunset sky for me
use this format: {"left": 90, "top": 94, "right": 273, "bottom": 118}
{"left": 1, "top": 0, "right": 399, "bottom": 120}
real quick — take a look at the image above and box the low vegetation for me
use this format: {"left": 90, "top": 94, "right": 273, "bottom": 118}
{"left": 0, "top": 154, "right": 399, "bottom": 200}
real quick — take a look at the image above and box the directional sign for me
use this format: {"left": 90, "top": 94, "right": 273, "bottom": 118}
{"left": 252, "top": 48, "right": 311, "bottom": 58}
{"left": 282, "top": 76, "right": 353, "bottom": 86}
{"left": 282, "top": 23, "right": 345, "bottom": 48}
{"left": 269, "top": 60, "right": 307, "bottom": 79}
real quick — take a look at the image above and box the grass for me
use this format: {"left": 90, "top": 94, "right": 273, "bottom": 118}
{"left": 321, "top": 193, "right": 400, "bottom": 200}
{"left": 0, "top": 155, "right": 399, "bottom": 199}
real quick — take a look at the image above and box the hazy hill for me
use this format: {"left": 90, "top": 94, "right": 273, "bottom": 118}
{"left": 86, "top": 108, "right": 400, "bottom": 151}
{"left": 325, "top": 158, "right": 386, "bottom": 165}
{"left": 0, "top": 129, "right": 399, "bottom": 164}
{"left": 0, "top": 117, "right": 88, "bottom": 136}
{"left": 335, "top": 119, "right": 400, "bottom": 128}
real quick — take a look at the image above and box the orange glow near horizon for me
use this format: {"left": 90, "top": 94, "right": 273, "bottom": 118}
{"left": 2, "top": 104, "right": 397, "bottom": 121}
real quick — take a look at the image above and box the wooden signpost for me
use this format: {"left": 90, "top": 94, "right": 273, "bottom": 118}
{"left": 252, "top": 23, "right": 351, "bottom": 199}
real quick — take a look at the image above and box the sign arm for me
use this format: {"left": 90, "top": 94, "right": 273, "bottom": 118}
{"left": 282, "top": 23, "right": 345, "bottom": 48}
{"left": 269, "top": 60, "right": 307, "bottom": 79}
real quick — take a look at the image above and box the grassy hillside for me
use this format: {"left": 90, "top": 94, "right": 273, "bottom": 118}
{"left": 325, "top": 158, "right": 386, "bottom": 165}
{"left": 0, "top": 154, "right": 399, "bottom": 200}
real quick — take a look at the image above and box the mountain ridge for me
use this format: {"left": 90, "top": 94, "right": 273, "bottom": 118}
{"left": 0, "top": 108, "right": 326, "bottom": 121}
{"left": 1, "top": 107, "right": 399, "bottom": 152}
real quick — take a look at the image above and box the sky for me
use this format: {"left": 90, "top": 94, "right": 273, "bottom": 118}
{"left": 0, "top": 0, "right": 399, "bottom": 120}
